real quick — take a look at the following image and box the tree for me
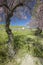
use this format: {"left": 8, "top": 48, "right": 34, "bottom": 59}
{"left": 0, "top": 0, "right": 37, "bottom": 42}
{"left": 27, "top": 1, "right": 43, "bottom": 35}
{"left": 0, "top": 0, "right": 34, "bottom": 57}
{"left": 0, "top": 0, "right": 31, "bottom": 42}
{"left": 32, "top": 1, "right": 43, "bottom": 29}
{"left": 36, "top": 3, "right": 43, "bottom": 30}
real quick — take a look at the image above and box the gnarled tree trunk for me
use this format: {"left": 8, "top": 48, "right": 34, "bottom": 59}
{"left": 5, "top": 13, "right": 15, "bottom": 59}
{"left": 6, "top": 14, "right": 14, "bottom": 43}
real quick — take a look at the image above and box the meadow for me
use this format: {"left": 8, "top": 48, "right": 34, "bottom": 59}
{"left": 0, "top": 25, "right": 43, "bottom": 65}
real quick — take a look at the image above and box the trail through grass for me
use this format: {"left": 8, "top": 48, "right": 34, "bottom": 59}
{"left": 0, "top": 25, "right": 43, "bottom": 65}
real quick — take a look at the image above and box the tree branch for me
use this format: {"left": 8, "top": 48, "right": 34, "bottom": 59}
{"left": 10, "top": 3, "right": 31, "bottom": 16}
{"left": 11, "top": 3, "right": 24, "bottom": 13}
{"left": 0, "top": 4, "right": 10, "bottom": 11}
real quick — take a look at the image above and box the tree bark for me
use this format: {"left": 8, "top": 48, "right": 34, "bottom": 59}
{"left": 6, "top": 13, "right": 14, "bottom": 43}
{"left": 5, "top": 13, "right": 15, "bottom": 59}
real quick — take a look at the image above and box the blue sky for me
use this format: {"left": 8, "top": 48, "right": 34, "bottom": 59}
{"left": 10, "top": 13, "right": 31, "bottom": 26}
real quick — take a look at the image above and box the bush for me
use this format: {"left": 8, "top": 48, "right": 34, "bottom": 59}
{"left": 35, "top": 27, "right": 42, "bottom": 35}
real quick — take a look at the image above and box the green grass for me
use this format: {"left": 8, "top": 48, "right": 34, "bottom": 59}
{"left": 0, "top": 25, "right": 43, "bottom": 65}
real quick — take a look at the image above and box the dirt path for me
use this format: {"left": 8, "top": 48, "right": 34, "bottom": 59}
{"left": 6, "top": 54, "right": 43, "bottom": 65}
{"left": 20, "top": 54, "right": 43, "bottom": 65}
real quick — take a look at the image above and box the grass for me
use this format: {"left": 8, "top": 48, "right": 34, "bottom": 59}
{"left": 0, "top": 25, "right": 43, "bottom": 65}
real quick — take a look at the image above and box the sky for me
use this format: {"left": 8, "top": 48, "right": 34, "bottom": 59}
{"left": 0, "top": 0, "right": 36, "bottom": 26}
{"left": 10, "top": 12, "right": 31, "bottom": 26}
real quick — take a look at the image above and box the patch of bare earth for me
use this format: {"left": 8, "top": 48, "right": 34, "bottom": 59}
{"left": 6, "top": 54, "right": 43, "bottom": 65}
{"left": 20, "top": 54, "right": 43, "bottom": 65}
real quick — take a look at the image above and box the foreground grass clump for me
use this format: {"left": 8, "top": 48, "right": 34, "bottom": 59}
{"left": 0, "top": 27, "right": 43, "bottom": 65}
{"left": 13, "top": 35, "right": 43, "bottom": 57}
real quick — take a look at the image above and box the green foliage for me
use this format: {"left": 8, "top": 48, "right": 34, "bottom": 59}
{"left": 0, "top": 26, "right": 43, "bottom": 65}
{"left": 0, "top": 44, "right": 8, "bottom": 65}
{"left": 35, "top": 28, "right": 42, "bottom": 35}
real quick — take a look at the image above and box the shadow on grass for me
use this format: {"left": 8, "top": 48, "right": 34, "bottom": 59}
{"left": 39, "top": 34, "right": 43, "bottom": 38}
{"left": 13, "top": 35, "right": 25, "bottom": 51}
{"left": 13, "top": 35, "right": 43, "bottom": 58}
{"left": 34, "top": 31, "right": 43, "bottom": 38}
{"left": 0, "top": 34, "right": 43, "bottom": 65}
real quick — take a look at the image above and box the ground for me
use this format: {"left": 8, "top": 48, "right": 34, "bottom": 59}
{"left": 0, "top": 25, "right": 43, "bottom": 65}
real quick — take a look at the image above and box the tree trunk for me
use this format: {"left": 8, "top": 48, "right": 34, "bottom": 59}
{"left": 35, "top": 27, "right": 42, "bottom": 35}
{"left": 5, "top": 14, "right": 15, "bottom": 59}
{"left": 6, "top": 13, "right": 14, "bottom": 43}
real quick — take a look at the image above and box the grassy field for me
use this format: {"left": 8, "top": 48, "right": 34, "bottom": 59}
{"left": 0, "top": 25, "right": 43, "bottom": 65}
